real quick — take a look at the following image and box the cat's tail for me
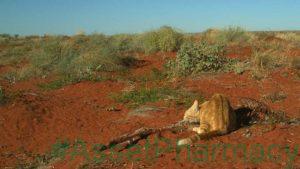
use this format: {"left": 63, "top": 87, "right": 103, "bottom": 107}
{"left": 177, "top": 131, "right": 220, "bottom": 146}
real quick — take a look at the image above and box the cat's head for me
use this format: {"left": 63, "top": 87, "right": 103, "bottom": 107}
{"left": 183, "top": 100, "right": 200, "bottom": 121}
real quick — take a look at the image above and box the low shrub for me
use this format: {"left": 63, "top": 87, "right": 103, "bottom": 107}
{"left": 250, "top": 50, "right": 289, "bottom": 80}
{"left": 157, "top": 26, "right": 183, "bottom": 52}
{"left": 201, "top": 27, "right": 250, "bottom": 44}
{"left": 111, "top": 34, "right": 140, "bottom": 53}
{"left": 166, "top": 41, "right": 233, "bottom": 76}
{"left": 139, "top": 31, "right": 160, "bottom": 54}
{"left": 275, "top": 32, "right": 300, "bottom": 42}
{"left": 139, "top": 26, "right": 183, "bottom": 54}
{"left": 252, "top": 50, "right": 287, "bottom": 70}
{"left": 16, "top": 35, "right": 137, "bottom": 83}
{"left": 216, "top": 26, "right": 250, "bottom": 44}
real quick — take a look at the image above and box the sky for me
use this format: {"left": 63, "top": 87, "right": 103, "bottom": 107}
{"left": 0, "top": 0, "right": 299, "bottom": 35}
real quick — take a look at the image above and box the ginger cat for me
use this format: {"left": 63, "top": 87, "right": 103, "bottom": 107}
{"left": 178, "top": 94, "right": 236, "bottom": 145}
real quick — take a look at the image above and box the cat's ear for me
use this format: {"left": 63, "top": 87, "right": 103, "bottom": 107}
{"left": 192, "top": 100, "right": 199, "bottom": 112}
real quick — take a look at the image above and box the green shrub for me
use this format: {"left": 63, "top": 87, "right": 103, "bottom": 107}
{"left": 166, "top": 41, "right": 232, "bottom": 76}
{"left": 252, "top": 50, "right": 287, "bottom": 70}
{"left": 201, "top": 28, "right": 221, "bottom": 43}
{"left": 250, "top": 50, "right": 289, "bottom": 80}
{"left": 50, "top": 139, "right": 70, "bottom": 159}
{"left": 216, "top": 26, "right": 250, "bottom": 44}
{"left": 232, "top": 61, "right": 250, "bottom": 74}
{"left": 275, "top": 32, "right": 300, "bottom": 42}
{"left": 0, "top": 45, "right": 31, "bottom": 65}
{"left": 22, "top": 37, "right": 78, "bottom": 78}
{"left": 157, "top": 26, "right": 183, "bottom": 52}
{"left": 111, "top": 34, "right": 140, "bottom": 53}
{"left": 17, "top": 35, "right": 136, "bottom": 83}
{"left": 139, "top": 31, "right": 160, "bottom": 54}
{"left": 139, "top": 26, "right": 183, "bottom": 54}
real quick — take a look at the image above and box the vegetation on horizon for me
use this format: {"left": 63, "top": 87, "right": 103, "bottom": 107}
{"left": 0, "top": 26, "right": 299, "bottom": 88}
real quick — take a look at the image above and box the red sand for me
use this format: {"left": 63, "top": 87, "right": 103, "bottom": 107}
{"left": 0, "top": 51, "right": 299, "bottom": 168}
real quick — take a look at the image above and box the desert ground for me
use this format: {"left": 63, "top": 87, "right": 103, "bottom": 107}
{"left": 0, "top": 27, "right": 299, "bottom": 168}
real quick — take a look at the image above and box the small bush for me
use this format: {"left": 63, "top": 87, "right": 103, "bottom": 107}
{"left": 252, "top": 50, "right": 287, "bottom": 70}
{"left": 250, "top": 50, "right": 289, "bottom": 80}
{"left": 201, "top": 28, "right": 221, "bottom": 43}
{"left": 0, "top": 45, "right": 31, "bottom": 65}
{"left": 263, "top": 91, "right": 287, "bottom": 103}
{"left": 111, "top": 34, "right": 139, "bottom": 53}
{"left": 157, "top": 26, "right": 183, "bottom": 52}
{"left": 216, "top": 26, "right": 250, "bottom": 44}
{"left": 233, "top": 61, "right": 250, "bottom": 75}
{"left": 166, "top": 41, "right": 232, "bottom": 76}
{"left": 275, "top": 32, "right": 300, "bottom": 42}
{"left": 139, "top": 26, "right": 183, "bottom": 54}
{"left": 50, "top": 139, "right": 70, "bottom": 159}
{"left": 17, "top": 35, "right": 136, "bottom": 83}
{"left": 255, "top": 31, "right": 275, "bottom": 40}
{"left": 139, "top": 31, "right": 160, "bottom": 54}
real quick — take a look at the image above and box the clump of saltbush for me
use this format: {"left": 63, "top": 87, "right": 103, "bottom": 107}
{"left": 18, "top": 35, "right": 137, "bottom": 82}
{"left": 166, "top": 41, "right": 234, "bottom": 76}
{"left": 216, "top": 26, "right": 250, "bottom": 44}
{"left": 250, "top": 50, "right": 289, "bottom": 80}
{"left": 201, "top": 26, "right": 251, "bottom": 45}
{"left": 111, "top": 34, "right": 140, "bottom": 53}
{"left": 139, "top": 26, "right": 183, "bottom": 54}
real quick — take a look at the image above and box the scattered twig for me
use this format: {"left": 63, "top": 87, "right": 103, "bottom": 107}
{"left": 98, "top": 120, "right": 199, "bottom": 152}
{"left": 101, "top": 97, "right": 272, "bottom": 152}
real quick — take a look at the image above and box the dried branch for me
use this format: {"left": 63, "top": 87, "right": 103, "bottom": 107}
{"left": 100, "top": 97, "right": 272, "bottom": 152}
{"left": 98, "top": 120, "right": 199, "bottom": 152}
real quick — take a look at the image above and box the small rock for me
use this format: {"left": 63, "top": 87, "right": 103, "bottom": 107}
{"left": 106, "top": 106, "right": 121, "bottom": 112}
{"left": 242, "top": 129, "right": 252, "bottom": 138}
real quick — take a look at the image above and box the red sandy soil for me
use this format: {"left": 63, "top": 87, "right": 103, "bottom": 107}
{"left": 0, "top": 51, "right": 299, "bottom": 169}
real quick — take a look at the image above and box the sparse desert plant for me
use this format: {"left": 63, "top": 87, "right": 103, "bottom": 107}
{"left": 25, "top": 37, "right": 79, "bottom": 78}
{"left": 15, "top": 34, "right": 137, "bottom": 83}
{"left": 49, "top": 139, "right": 71, "bottom": 159}
{"left": 111, "top": 34, "right": 140, "bottom": 53}
{"left": 201, "top": 28, "right": 221, "bottom": 43}
{"left": 275, "top": 32, "right": 300, "bottom": 42}
{"left": 254, "top": 31, "right": 275, "bottom": 40}
{"left": 156, "top": 26, "right": 183, "bottom": 52}
{"left": 216, "top": 26, "right": 250, "bottom": 44}
{"left": 139, "top": 26, "right": 183, "bottom": 54}
{"left": 0, "top": 45, "right": 30, "bottom": 65}
{"left": 252, "top": 50, "right": 287, "bottom": 70}
{"left": 233, "top": 61, "right": 251, "bottom": 74}
{"left": 263, "top": 91, "right": 287, "bottom": 103}
{"left": 139, "top": 30, "right": 160, "bottom": 54}
{"left": 250, "top": 50, "right": 289, "bottom": 80}
{"left": 166, "top": 41, "right": 232, "bottom": 76}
